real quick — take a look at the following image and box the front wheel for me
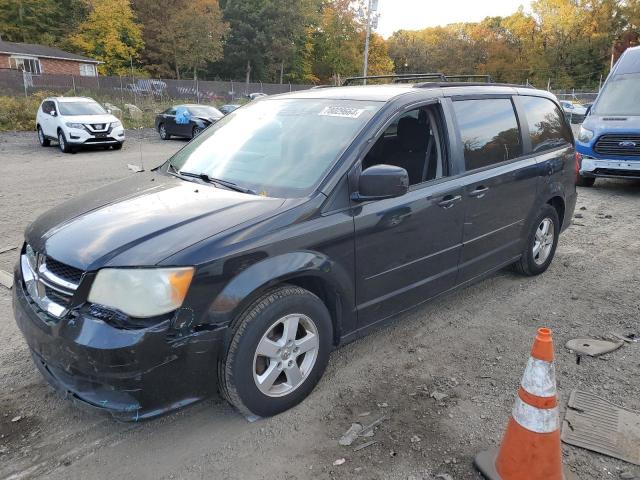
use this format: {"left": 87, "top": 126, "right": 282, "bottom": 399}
{"left": 219, "top": 285, "right": 332, "bottom": 418}
{"left": 58, "top": 131, "right": 72, "bottom": 153}
{"left": 112, "top": 143, "right": 123, "bottom": 150}
{"left": 514, "top": 205, "right": 560, "bottom": 276}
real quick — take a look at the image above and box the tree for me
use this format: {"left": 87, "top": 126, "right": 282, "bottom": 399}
{"left": 133, "top": 0, "right": 227, "bottom": 79}
{"left": 0, "top": 0, "right": 88, "bottom": 47}
{"left": 68, "top": 0, "right": 143, "bottom": 75}
{"left": 173, "top": 0, "right": 228, "bottom": 79}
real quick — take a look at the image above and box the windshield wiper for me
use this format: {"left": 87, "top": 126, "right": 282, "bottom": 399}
{"left": 180, "top": 171, "right": 258, "bottom": 195}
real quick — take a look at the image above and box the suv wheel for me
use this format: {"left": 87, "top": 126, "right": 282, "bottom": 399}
{"left": 576, "top": 175, "right": 595, "bottom": 187}
{"left": 58, "top": 131, "right": 72, "bottom": 153}
{"left": 514, "top": 204, "right": 560, "bottom": 276}
{"left": 220, "top": 285, "right": 332, "bottom": 418}
{"left": 159, "top": 124, "right": 170, "bottom": 140}
{"left": 37, "top": 126, "right": 50, "bottom": 147}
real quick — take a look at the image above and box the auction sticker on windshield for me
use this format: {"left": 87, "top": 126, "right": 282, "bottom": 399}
{"left": 319, "top": 106, "right": 366, "bottom": 119}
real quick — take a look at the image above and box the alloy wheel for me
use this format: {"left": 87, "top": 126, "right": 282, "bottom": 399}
{"left": 533, "top": 218, "right": 555, "bottom": 266}
{"left": 58, "top": 133, "right": 65, "bottom": 151}
{"left": 252, "top": 314, "right": 319, "bottom": 398}
{"left": 160, "top": 124, "right": 167, "bottom": 139}
{"left": 38, "top": 128, "right": 44, "bottom": 145}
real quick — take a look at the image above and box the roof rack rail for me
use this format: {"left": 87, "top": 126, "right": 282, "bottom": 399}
{"left": 342, "top": 73, "right": 447, "bottom": 86}
{"left": 413, "top": 81, "right": 535, "bottom": 89}
{"left": 444, "top": 74, "right": 493, "bottom": 83}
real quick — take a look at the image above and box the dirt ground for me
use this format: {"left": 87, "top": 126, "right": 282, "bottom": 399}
{"left": 1, "top": 130, "right": 639, "bottom": 480}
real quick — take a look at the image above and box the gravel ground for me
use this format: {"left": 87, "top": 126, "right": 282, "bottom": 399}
{"left": 1, "top": 130, "right": 639, "bottom": 480}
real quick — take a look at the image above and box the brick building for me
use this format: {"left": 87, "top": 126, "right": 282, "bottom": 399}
{"left": 0, "top": 40, "right": 101, "bottom": 77}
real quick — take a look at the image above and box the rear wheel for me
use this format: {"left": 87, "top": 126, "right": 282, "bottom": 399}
{"left": 514, "top": 204, "right": 560, "bottom": 276}
{"left": 576, "top": 175, "right": 595, "bottom": 187}
{"left": 159, "top": 123, "right": 170, "bottom": 140}
{"left": 37, "top": 126, "right": 50, "bottom": 146}
{"left": 58, "top": 131, "right": 72, "bottom": 153}
{"left": 220, "top": 285, "right": 332, "bottom": 418}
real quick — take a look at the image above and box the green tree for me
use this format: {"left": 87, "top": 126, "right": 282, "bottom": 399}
{"left": 133, "top": 0, "right": 227, "bottom": 79}
{"left": 68, "top": 0, "right": 143, "bottom": 75}
{"left": 0, "top": 0, "right": 88, "bottom": 47}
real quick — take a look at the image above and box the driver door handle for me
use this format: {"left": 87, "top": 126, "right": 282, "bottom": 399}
{"left": 469, "top": 186, "right": 489, "bottom": 198}
{"left": 437, "top": 195, "right": 462, "bottom": 209}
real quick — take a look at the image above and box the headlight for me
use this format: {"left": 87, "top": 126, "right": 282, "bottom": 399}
{"left": 65, "top": 122, "right": 84, "bottom": 129}
{"left": 88, "top": 267, "right": 194, "bottom": 318}
{"left": 111, "top": 120, "right": 122, "bottom": 128}
{"left": 577, "top": 126, "right": 594, "bottom": 143}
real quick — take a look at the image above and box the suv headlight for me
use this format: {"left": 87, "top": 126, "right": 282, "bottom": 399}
{"left": 111, "top": 120, "right": 122, "bottom": 128}
{"left": 577, "top": 126, "right": 594, "bottom": 143}
{"left": 65, "top": 122, "right": 84, "bottom": 129}
{"left": 88, "top": 267, "right": 194, "bottom": 318}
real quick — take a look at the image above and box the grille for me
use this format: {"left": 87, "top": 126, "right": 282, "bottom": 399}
{"left": 594, "top": 168, "right": 640, "bottom": 178}
{"left": 46, "top": 257, "right": 84, "bottom": 284}
{"left": 594, "top": 134, "right": 640, "bottom": 157}
{"left": 91, "top": 123, "right": 106, "bottom": 130}
{"left": 44, "top": 285, "right": 72, "bottom": 305}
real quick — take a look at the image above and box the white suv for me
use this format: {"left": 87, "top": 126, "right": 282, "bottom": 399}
{"left": 36, "top": 97, "right": 125, "bottom": 153}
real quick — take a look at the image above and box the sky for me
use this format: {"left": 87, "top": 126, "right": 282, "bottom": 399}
{"left": 375, "top": 0, "right": 532, "bottom": 38}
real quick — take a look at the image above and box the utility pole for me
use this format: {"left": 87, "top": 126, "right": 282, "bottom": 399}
{"left": 362, "top": 0, "right": 379, "bottom": 85}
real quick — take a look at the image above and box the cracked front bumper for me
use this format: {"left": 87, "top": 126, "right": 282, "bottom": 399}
{"left": 12, "top": 266, "right": 225, "bottom": 421}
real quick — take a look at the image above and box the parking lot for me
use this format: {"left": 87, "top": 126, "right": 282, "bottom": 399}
{"left": 1, "top": 131, "right": 639, "bottom": 480}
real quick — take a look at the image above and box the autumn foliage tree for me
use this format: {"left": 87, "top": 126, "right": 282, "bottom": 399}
{"left": 68, "top": 0, "right": 143, "bottom": 75}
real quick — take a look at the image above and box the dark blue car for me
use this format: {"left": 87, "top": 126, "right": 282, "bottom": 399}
{"left": 576, "top": 46, "right": 640, "bottom": 186}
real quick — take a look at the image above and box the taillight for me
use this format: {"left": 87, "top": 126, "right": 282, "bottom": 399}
{"left": 575, "top": 152, "right": 582, "bottom": 175}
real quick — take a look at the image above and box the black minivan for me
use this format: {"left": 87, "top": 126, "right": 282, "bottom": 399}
{"left": 13, "top": 81, "right": 577, "bottom": 420}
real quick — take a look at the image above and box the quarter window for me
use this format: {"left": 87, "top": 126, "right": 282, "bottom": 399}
{"left": 453, "top": 99, "right": 523, "bottom": 171}
{"left": 9, "top": 56, "right": 42, "bottom": 75}
{"left": 520, "top": 96, "right": 573, "bottom": 152}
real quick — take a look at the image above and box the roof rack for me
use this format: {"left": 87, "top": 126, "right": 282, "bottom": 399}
{"left": 342, "top": 73, "right": 447, "bottom": 86}
{"left": 413, "top": 81, "right": 534, "bottom": 89}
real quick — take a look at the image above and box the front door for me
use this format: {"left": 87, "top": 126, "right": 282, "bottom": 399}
{"left": 352, "top": 103, "right": 465, "bottom": 327}
{"left": 451, "top": 97, "right": 539, "bottom": 283}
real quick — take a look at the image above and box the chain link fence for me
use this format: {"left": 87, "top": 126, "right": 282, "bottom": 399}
{"left": 0, "top": 69, "right": 314, "bottom": 128}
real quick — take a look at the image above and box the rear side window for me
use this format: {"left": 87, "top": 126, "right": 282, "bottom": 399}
{"left": 520, "top": 96, "right": 572, "bottom": 152}
{"left": 453, "top": 98, "right": 522, "bottom": 171}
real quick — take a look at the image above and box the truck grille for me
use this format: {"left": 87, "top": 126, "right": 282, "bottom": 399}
{"left": 594, "top": 134, "right": 640, "bottom": 157}
{"left": 21, "top": 246, "right": 83, "bottom": 319}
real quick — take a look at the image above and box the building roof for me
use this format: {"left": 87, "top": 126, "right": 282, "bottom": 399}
{"left": 0, "top": 40, "right": 101, "bottom": 64}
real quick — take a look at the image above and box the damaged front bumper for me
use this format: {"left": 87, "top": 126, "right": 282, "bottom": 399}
{"left": 12, "top": 266, "right": 226, "bottom": 421}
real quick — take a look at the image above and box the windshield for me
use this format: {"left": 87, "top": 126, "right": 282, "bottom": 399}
{"left": 168, "top": 98, "right": 383, "bottom": 198}
{"left": 188, "top": 106, "right": 222, "bottom": 118}
{"left": 594, "top": 73, "right": 640, "bottom": 116}
{"left": 58, "top": 101, "right": 106, "bottom": 116}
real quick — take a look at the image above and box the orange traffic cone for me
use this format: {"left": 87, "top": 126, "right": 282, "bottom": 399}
{"left": 474, "top": 327, "right": 563, "bottom": 480}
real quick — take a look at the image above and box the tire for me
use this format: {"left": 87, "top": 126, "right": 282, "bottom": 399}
{"left": 158, "top": 123, "right": 170, "bottom": 140}
{"left": 57, "top": 130, "right": 72, "bottom": 153}
{"left": 37, "top": 126, "right": 50, "bottom": 147}
{"left": 514, "top": 204, "right": 560, "bottom": 276}
{"left": 192, "top": 126, "right": 203, "bottom": 138}
{"left": 112, "top": 143, "right": 123, "bottom": 150}
{"left": 576, "top": 175, "right": 595, "bottom": 187}
{"left": 220, "top": 285, "right": 332, "bottom": 418}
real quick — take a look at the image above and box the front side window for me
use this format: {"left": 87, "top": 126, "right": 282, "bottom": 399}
{"left": 57, "top": 101, "right": 106, "bottom": 116}
{"left": 363, "top": 104, "right": 446, "bottom": 185}
{"left": 520, "top": 96, "right": 572, "bottom": 152}
{"left": 453, "top": 98, "right": 522, "bottom": 171}
{"left": 168, "top": 98, "right": 383, "bottom": 198}
{"left": 9, "top": 56, "right": 41, "bottom": 75}
{"left": 593, "top": 73, "right": 640, "bottom": 116}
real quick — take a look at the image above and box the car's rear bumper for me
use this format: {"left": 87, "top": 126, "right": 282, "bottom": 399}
{"left": 12, "top": 265, "right": 225, "bottom": 421}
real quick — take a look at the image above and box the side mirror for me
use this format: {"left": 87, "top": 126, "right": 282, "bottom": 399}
{"left": 49, "top": 110, "right": 57, "bottom": 117}
{"left": 106, "top": 108, "right": 112, "bottom": 114}
{"left": 352, "top": 165, "right": 409, "bottom": 202}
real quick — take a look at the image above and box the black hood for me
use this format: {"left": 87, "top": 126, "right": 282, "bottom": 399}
{"left": 25, "top": 172, "right": 285, "bottom": 270}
